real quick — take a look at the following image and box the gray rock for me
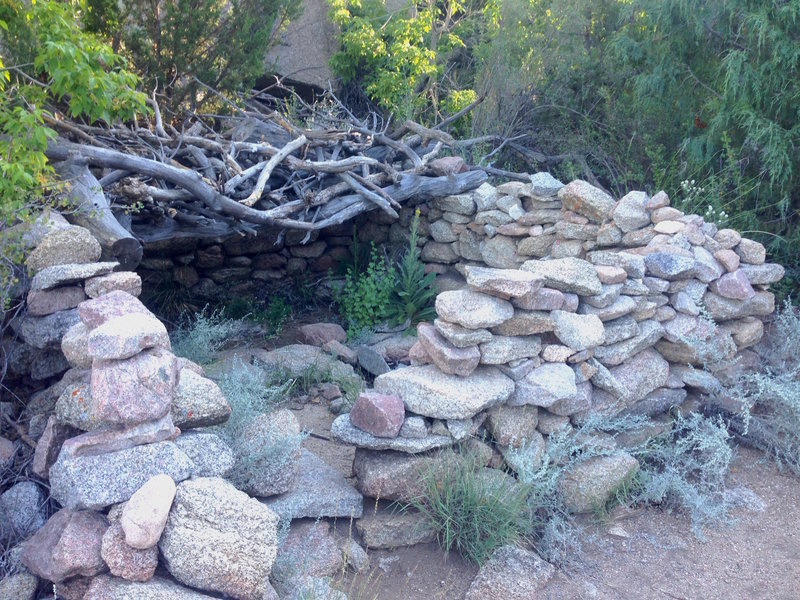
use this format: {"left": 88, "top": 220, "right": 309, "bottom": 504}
{"left": 159, "top": 477, "right": 279, "bottom": 600}
{"left": 552, "top": 311, "right": 605, "bottom": 351}
{"left": 25, "top": 225, "right": 101, "bottom": 273}
{"left": 0, "top": 572, "right": 37, "bottom": 600}
{"left": 353, "top": 449, "right": 457, "bottom": 501}
{"left": 549, "top": 380, "right": 593, "bottom": 416}
{"left": 357, "top": 344, "right": 392, "bottom": 376}
{"left": 434, "top": 319, "right": 493, "bottom": 348}
{"left": 529, "top": 172, "right": 564, "bottom": 196}
{"left": 623, "top": 388, "right": 687, "bottom": 417}
{"left": 175, "top": 431, "right": 235, "bottom": 477}
{"left": 375, "top": 365, "right": 514, "bottom": 419}
{"left": 61, "top": 321, "right": 92, "bottom": 368}
{"left": 171, "top": 369, "right": 231, "bottom": 429}
{"left": 84, "top": 271, "right": 143, "bottom": 298}
{"left": 644, "top": 252, "right": 698, "bottom": 280}
{"left": 251, "top": 344, "right": 359, "bottom": 388}
{"left": 593, "top": 320, "right": 664, "bottom": 367}
{"left": 520, "top": 257, "right": 603, "bottom": 296}
{"left": 491, "top": 310, "right": 554, "bottom": 336}
{"left": 557, "top": 180, "right": 616, "bottom": 223}
{"left": 86, "top": 313, "right": 171, "bottom": 360}
{"left": 479, "top": 335, "right": 541, "bottom": 364}
{"left": 559, "top": 452, "right": 640, "bottom": 513}
{"left": 432, "top": 193, "right": 476, "bottom": 215}
{"left": 582, "top": 284, "right": 623, "bottom": 309}
{"left": 608, "top": 348, "right": 669, "bottom": 404}
{"left": 500, "top": 431, "right": 546, "bottom": 475}
{"left": 399, "top": 415, "right": 428, "bottom": 438}
{"left": 261, "top": 449, "right": 363, "bottom": 522}
{"left": 587, "top": 251, "right": 646, "bottom": 278}
{"left": 356, "top": 509, "right": 436, "bottom": 549}
{"left": 26, "top": 285, "right": 86, "bottom": 316}
{"left": 30, "top": 262, "right": 118, "bottom": 291}
{"left": 511, "top": 363, "right": 577, "bottom": 408}
{"left": 465, "top": 545, "right": 554, "bottom": 600}
{"left": 603, "top": 315, "right": 640, "bottom": 345}
{"left": 272, "top": 521, "right": 342, "bottom": 583}
{"left": 430, "top": 219, "right": 457, "bottom": 243}
{"left": 421, "top": 241, "right": 459, "bottom": 263}
{"left": 331, "top": 414, "right": 453, "bottom": 453}
{"left": 740, "top": 263, "right": 785, "bottom": 285}
{"left": 612, "top": 191, "right": 650, "bottom": 232}
{"left": 435, "top": 290, "right": 514, "bottom": 329}
{"left": 0, "top": 481, "right": 46, "bottom": 541}
{"left": 480, "top": 235, "right": 520, "bottom": 269}
{"left": 49, "top": 441, "right": 193, "bottom": 510}
{"left": 84, "top": 575, "right": 222, "bottom": 599}
{"left": 13, "top": 309, "right": 80, "bottom": 349}
{"left": 463, "top": 265, "right": 543, "bottom": 299}
{"left": 702, "top": 290, "right": 775, "bottom": 321}
{"left": 578, "top": 295, "right": 637, "bottom": 322}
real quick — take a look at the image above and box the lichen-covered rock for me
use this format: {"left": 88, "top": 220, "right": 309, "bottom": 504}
{"left": 84, "top": 271, "right": 143, "bottom": 298}
{"left": 171, "top": 368, "right": 231, "bottom": 429}
{"left": 331, "top": 414, "right": 453, "bottom": 453}
{"left": 479, "top": 335, "right": 542, "bottom": 364}
{"left": 559, "top": 452, "right": 640, "bottom": 513}
{"left": 30, "top": 262, "right": 118, "bottom": 291}
{"left": 465, "top": 545, "right": 554, "bottom": 600}
{"left": 101, "top": 522, "right": 158, "bottom": 582}
{"left": 520, "top": 257, "right": 603, "bottom": 296}
{"left": 25, "top": 225, "right": 101, "bottom": 273}
{"left": 435, "top": 290, "right": 514, "bottom": 329}
{"left": 375, "top": 365, "right": 514, "bottom": 420}
{"left": 158, "top": 477, "right": 280, "bottom": 600}
{"left": 463, "top": 265, "right": 543, "bottom": 298}
{"left": 557, "top": 180, "right": 616, "bottom": 223}
{"left": 485, "top": 405, "right": 539, "bottom": 447}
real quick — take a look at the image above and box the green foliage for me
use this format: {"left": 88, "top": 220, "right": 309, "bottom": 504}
{"left": 327, "top": 0, "right": 482, "bottom": 120}
{"left": 406, "top": 451, "right": 531, "bottom": 564}
{"left": 386, "top": 209, "right": 437, "bottom": 328}
{"left": 0, "top": 0, "right": 146, "bottom": 306}
{"left": 335, "top": 243, "right": 394, "bottom": 338}
{"left": 84, "top": 0, "right": 301, "bottom": 111}
{"left": 171, "top": 308, "right": 240, "bottom": 365}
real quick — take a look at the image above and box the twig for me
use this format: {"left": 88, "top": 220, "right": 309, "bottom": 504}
{"left": 242, "top": 134, "right": 307, "bottom": 207}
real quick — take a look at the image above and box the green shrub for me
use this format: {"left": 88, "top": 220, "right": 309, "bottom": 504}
{"left": 334, "top": 243, "right": 394, "bottom": 339}
{"left": 386, "top": 209, "right": 437, "bottom": 328}
{"left": 405, "top": 452, "right": 531, "bottom": 565}
{"left": 171, "top": 308, "right": 240, "bottom": 365}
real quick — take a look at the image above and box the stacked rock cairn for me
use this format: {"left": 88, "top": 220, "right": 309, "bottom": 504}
{"left": 3, "top": 217, "right": 366, "bottom": 599}
{"left": 331, "top": 175, "right": 784, "bottom": 518}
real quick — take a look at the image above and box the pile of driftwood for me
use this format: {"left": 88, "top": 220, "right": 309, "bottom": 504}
{"left": 43, "top": 89, "right": 487, "bottom": 270}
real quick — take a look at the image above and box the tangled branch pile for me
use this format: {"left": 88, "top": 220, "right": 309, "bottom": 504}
{"left": 43, "top": 89, "right": 487, "bottom": 269}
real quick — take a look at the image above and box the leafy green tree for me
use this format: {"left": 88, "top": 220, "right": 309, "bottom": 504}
{"left": 84, "top": 0, "right": 302, "bottom": 111}
{"left": 0, "top": 0, "right": 147, "bottom": 302}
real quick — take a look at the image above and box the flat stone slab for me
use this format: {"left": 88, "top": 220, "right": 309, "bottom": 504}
{"left": 49, "top": 441, "right": 193, "bottom": 510}
{"left": 331, "top": 414, "right": 453, "bottom": 453}
{"left": 30, "top": 262, "right": 119, "bottom": 291}
{"left": 463, "top": 265, "right": 543, "bottom": 298}
{"left": 261, "top": 449, "right": 363, "bottom": 522}
{"left": 375, "top": 365, "right": 514, "bottom": 420}
{"left": 520, "top": 257, "right": 602, "bottom": 296}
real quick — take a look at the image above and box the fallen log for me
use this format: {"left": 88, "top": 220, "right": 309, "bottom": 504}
{"left": 54, "top": 161, "right": 143, "bottom": 270}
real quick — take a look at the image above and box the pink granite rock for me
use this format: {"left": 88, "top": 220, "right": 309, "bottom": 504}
{"left": 101, "top": 522, "right": 158, "bottom": 581}
{"left": 408, "top": 341, "right": 431, "bottom": 365}
{"left": 298, "top": 323, "right": 347, "bottom": 346}
{"left": 87, "top": 313, "right": 171, "bottom": 360}
{"left": 0, "top": 436, "right": 15, "bottom": 467}
{"left": 58, "top": 414, "right": 179, "bottom": 459}
{"left": 710, "top": 270, "right": 756, "bottom": 301}
{"left": 417, "top": 322, "right": 481, "bottom": 377}
{"left": 27, "top": 286, "right": 86, "bottom": 316}
{"left": 322, "top": 339, "right": 357, "bottom": 364}
{"left": 120, "top": 474, "right": 177, "bottom": 549}
{"left": 20, "top": 508, "right": 108, "bottom": 583}
{"left": 512, "top": 287, "right": 565, "bottom": 311}
{"left": 78, "top": 290, "right": 151, "bottom": 330}
{"left": 349, "top": 392, "right": 405, "bottom": 438}
{"left": 91, "top": 347, "right": 178, "bottom": 427}
{"left": 428, "top": 156, "right": 468, "bottom": 176}
{"left": 32, "top": 415, "right": 79, "bottom": 478}
{"left": 713, "top": 248, "right": 740, "bottom": 272}
{"left": 84, "top": 271, "right": 143, "bottom": 298}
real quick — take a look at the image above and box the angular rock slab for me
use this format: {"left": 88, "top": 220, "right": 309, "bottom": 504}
{"left": 435, "top": 290, "right": 513, "bottom": 329}
{"left": 552, "top": 311, "right": 605, "bottom": 351}
{"left": 261, "top": 449, "right": 364, "bottom": 522}
{"left": 479, "top": 335, "right": 541, "bottom": 365}
{"left": 84, "top": 575, "right": 222, "bottom": 599}
{"left": 511, "top": 363, "right": 577, "bottom": 408}
{"left": 463, "top": 265, "right": 543, "bottom": 298}
{"left": 87, "top": 313, "right": 171, "bottom": 360}
{"left": 101, "top": 521, "right": 158, "bottom": 582}
{"left": 349, "top": 391, "right": 405, "bottom": 438}
{"left": 465, "top": 545, "right": 554, "bottom": 600}
{"left": 20, "top": 508, "right": 108, "bottom": 583}
{"left": 13, "top": 308, "right": 81, "bottom": 349}
{"left": 174, "top": 431, "right": 235, "bottom": 478}
{"left": 353, "top": 448, "right": 457, "bottom": 502}
{"left": 417, "top": 322, "right": 480, "bottom": 376}
{"left": 559, "top": 452, "right": 640, "bottom": 513}
{"left": 25, "top": 225, "right": 101, "bottom": 273}
{"left": 557, "top": 179, "right": 616, "bottom": 223}
{"left": 84, "top": 271, "right": 143, "bottom": 298}
{"left": 49, "top": 441, "right": 193, "bottom": 510}
{"left": 374, "top": 365, "right": 514, "bottom": 420}
{"left": 171, "top": 368, "right": 231, "bottom": 429}
{"left": 30, "top": 261, "right": 118, "bottom": 291}
{"left": 91, "top": 347, "right": 178, "bottom": 428}
{"left": 159, "top": 477, "right": 280, "bottom": 600}
{"left": 331, "top": 414, "right": 453, "bottom": 453}
{"left": 520, "top": 257, "right": 603, "bottom": 296}
{"left": 78, "top": 290, "right": 151, "bottom": 329}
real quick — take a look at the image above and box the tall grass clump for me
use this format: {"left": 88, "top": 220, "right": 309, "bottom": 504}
{"left": 171, "top": 307, "right": 239, "bottom": 365}
{"left": 406, "top": 452, "right": 531, "bottom": 565}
